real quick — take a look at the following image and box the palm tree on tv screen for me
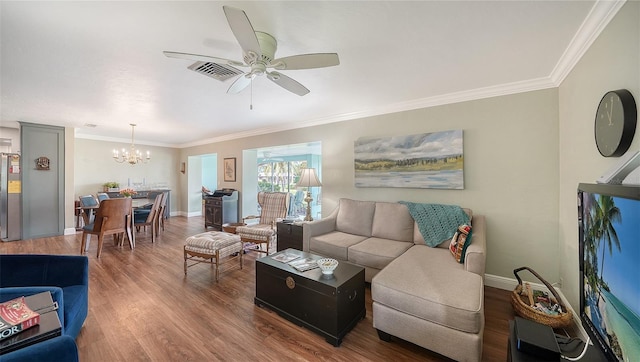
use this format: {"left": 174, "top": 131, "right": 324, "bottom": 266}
{"left": 593, "top": 195, "right": 621, "bottom": 304}
{"left": 583, "top": 193, "right": 600, "bottom": 298}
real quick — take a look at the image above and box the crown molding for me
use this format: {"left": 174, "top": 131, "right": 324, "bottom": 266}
{"left": 75, "top": 132, "right": 175, "bottom": 148}
{"left": 550, "top": 0, "right": 626, "bottom": 85}
{"left": 179, "top": 77, "right": 556, "bottom": 148}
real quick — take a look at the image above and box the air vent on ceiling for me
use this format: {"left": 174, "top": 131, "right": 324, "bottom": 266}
{"left": 187, "top": 61, "right": 243, "bottom": 82}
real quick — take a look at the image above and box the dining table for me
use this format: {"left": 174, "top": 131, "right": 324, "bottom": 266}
{"left": 78, "top": 197, "right": 155, "bottom": 248}
{"left": 132, "top": 198, "right": 153, "bottom": 209}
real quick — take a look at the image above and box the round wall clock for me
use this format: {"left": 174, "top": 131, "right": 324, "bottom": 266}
{"left": 594, "top": 89, "right": 637, "bottom": 157}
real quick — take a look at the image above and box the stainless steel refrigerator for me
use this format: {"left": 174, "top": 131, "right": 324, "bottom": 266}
{"left": 1, "top": 153, "right": 21, "bottom": 241}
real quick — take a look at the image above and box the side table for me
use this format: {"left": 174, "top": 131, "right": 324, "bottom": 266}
{"left": 277, "top": 222, "right": 303, "bottom": 251}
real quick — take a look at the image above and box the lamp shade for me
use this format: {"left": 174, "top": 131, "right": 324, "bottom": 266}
{"left": 297, "top": 168, "right": 322, "bottom": 188}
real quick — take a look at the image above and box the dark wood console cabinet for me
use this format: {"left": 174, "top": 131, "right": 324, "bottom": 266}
{"left": 204, "top": 190, "right": 238, "bottom": 230}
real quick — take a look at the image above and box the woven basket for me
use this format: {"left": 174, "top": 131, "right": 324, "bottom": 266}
{"left": 510, "top": 266, "right": 572, "bottom": 329}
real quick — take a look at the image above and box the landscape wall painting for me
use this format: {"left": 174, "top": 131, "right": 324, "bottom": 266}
{"left": 354, "top": 130, "right": 464, "bottom": 189}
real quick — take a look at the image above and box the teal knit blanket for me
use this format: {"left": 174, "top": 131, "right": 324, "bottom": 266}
{"left": 399, "top": 202, "right": 470, "bottom": 247}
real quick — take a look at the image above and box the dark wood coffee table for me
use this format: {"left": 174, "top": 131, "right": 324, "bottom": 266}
{"left": 254, "top": 249, "right": 365, "bottom": 346}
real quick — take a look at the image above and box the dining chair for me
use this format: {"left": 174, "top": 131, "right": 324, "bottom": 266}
{"left": 96, "top": 192, "right": 110, "bottom": 202}
{"left": 236, "top": 192, "right": 290, "bottom": 255}
{"left": 78, "top": 195, "right": 99, "bottom": 226}
{"left": 133, "top": 193, "right": 163, "bottom": 243}
{"left": 156, "top": 192, "right": 168, "bottom": 232}
{"left": 80, "top": 198, "right": 133, "bottom": 258}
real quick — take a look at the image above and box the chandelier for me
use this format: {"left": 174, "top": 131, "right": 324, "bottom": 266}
{"left": 112, "top": 124, "right": 150, "bottom": 165}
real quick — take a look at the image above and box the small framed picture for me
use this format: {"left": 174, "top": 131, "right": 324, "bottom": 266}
{"left": 224, "top": 157, "right": 236, "bottom": 182}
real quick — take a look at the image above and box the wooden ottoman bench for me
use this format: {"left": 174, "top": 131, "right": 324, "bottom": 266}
{"left": 184, "top": 231, "right": 243, "bottom": 282}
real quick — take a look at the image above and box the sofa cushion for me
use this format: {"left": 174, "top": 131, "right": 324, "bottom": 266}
{"left": 309, "top": 231, "right": 368, "bottom": 260}
{"left": 348, "top": 237, "right": 414, "bottom": 270}
{"left": 336, "top": 199, "right": 376, "bottom": 237}
{"left": 372, "top": 245, "right": 483, "bottom": 334}
{"left": 372, "top": 202, "right": 414, "bottom": 242}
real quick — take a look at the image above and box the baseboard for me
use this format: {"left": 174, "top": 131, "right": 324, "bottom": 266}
{"left": 484, "top": 273, "right": 587, "bottom": 340}
{"left": 484, "top": 273, "right": 518, "bottom": 290}
{"left": 64, "top": 227, "right": 77, "bottom": 235}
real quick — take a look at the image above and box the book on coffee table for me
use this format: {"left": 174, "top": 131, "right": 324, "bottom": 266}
{"left": 288, "top": 257, "right": 319, "bottom": 272}
{"left": 272, "top": 252, "right": 299, "bottom": 263}
{"left": 0, "top": 297, "right": 41, "bottom": 340}
{"left": 0, "top": 292, "right": 61, "bottom": 355}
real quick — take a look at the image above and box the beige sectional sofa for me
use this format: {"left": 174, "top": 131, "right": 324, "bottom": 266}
{"left": 302, "top": 198, "right": 486, "bottom": 362}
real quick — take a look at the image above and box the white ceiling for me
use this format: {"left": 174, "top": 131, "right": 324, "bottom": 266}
{"left": 0, "top": 1, "right": 619, "bottom": 148}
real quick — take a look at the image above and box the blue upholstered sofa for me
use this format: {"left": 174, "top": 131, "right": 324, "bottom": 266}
{"left": 0, "top": 254, "right": 89, "bottom": 362}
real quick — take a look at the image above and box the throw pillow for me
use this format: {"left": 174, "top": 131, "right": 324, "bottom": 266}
{"left": 449, "top": 224, "right": 472, "bottom": 263}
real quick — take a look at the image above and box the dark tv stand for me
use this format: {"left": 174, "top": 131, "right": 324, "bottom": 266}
{"left": 507, "top": 320, "right": 608, "bottom": 361}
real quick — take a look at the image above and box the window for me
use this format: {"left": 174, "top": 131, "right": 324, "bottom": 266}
{"left": 258, "top": 160, "right": 306, "bottom": 193}
{"left": 243, "top": 143, "right": 321, "bottom": 219}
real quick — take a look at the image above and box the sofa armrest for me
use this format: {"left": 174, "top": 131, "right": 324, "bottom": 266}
{"left": 1, "top": 335, "right": 78, "bottom": 362}
{"left": 302, "top": 210, "right": 338, "bottom": 252}
{"left": 0, "top": 255, "right": 88, "bottom": 289}
{"left": 464, "top": 214, "right": 486, "bottom": 278}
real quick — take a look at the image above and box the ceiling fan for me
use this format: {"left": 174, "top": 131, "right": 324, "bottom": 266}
{"left": 164, "top": 6, "right": 340, "bottom": 96}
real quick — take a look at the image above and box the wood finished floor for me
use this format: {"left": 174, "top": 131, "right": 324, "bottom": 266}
{"left": 1, "top": 216, "right": 516, "bottom": 361}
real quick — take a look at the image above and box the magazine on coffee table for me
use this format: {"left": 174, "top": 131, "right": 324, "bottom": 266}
{"left": 271, "top": 252, "right": 299, "bottom": 263}
{"left": 288, "top": 257, "right": 319, "bottom": 272}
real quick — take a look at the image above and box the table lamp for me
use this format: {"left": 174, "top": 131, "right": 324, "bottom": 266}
{"left": 296, "top": 168, "right": 322, "bottom": 221}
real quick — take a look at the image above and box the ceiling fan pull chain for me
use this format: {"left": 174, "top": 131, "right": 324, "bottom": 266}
{"left": 250, "top": 78, "right": 253, "bottom": 110}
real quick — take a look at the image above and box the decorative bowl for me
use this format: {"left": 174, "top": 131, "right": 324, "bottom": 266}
{"left": 317, "top": 258, "right": 339, "bottom": 275}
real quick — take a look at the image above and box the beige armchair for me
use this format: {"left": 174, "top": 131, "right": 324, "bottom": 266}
{"left": 236, "top": 192, "right": 290, "bottom": 255}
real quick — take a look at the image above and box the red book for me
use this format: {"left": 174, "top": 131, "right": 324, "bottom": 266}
{"left": 0, "top": 297, "right": 41, "bottom": 340}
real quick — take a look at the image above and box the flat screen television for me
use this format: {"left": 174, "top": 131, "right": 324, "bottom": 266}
{"left": 578, "top": 183, "right": 640, "bottom": 361}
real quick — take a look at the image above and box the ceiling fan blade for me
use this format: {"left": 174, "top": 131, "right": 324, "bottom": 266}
{"left": 267, "top": 72, "right": 309, "bottom": 96}
{"left": 271, "top": 53, "right": 340, "bottom": 70}
{"left": 163, "top": 51, "right": 246, "bottom": 67}
{"left": 227, "top": 74, "right": 252, "bottom": 94}
{"left": 223, "top": 6, "right": 262, "bottom": 59}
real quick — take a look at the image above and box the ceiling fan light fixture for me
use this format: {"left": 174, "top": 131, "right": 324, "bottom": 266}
{"left": 267, "top": 72, "right": 280, "bottom": 81}
{"left": 165, "top": 6, "right": 339, "bottom": 96}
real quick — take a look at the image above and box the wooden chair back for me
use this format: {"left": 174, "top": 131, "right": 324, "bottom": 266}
{"left": 139, "top": 193, "right": 163, "bottom": 224}
{"left": 156, "top": 192, "right": 168, "bottom": 231}
{"left": 81, "top": 197, "right": 132, "bottom": 258}
{"left": 133, "top": 193, "right": 163, "bottom": 243}
{"left": 92, "top": 198, "right": 132, "bottom": 233}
